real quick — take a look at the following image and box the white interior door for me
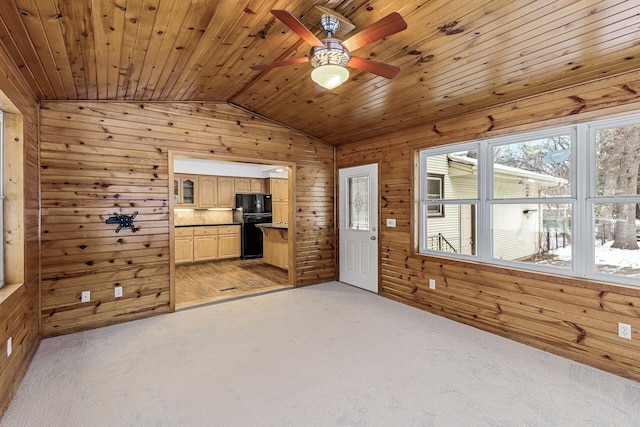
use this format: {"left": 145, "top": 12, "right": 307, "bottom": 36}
{"left": 339, "top": 164, "right": 378, "bottom": 293}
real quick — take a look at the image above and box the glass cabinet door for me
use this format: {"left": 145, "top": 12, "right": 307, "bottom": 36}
{"left": 173, "top": 179, "right": 180, "bottom": 204}
{"left": 182, "top": 178, "right": 195, "bottom": 205}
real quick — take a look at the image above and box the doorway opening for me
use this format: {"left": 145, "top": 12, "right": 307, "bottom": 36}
{"left": 170, "top": 154, "right": 294, "bottom": 309}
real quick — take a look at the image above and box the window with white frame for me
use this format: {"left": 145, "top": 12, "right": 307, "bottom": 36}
{"left": 419, "top": 113, "right": 640, "bottom": 287}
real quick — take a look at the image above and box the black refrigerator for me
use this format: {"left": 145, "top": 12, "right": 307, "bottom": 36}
{"left": 233, "top": 194, "right": 272, "bottom": 259}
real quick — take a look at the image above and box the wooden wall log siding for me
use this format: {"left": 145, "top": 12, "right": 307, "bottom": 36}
{"left": 0, "top": 41, "right": 40, "bottom": 417}
{"left": 336, "top": 70, "right": 640, "bottom": 381}
{"left": 38, "top": 101, "right": 335, "bottom": 337}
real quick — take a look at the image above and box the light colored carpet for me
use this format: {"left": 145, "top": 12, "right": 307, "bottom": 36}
{"left": 2, "top": 281, "right": 639, "bottom": 426}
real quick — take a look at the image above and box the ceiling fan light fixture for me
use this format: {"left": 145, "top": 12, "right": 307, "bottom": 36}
{"left": 311, "top": 64, "right": 349, "bottom": 89}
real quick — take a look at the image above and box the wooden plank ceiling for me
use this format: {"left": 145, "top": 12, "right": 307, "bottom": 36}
{"left": 1, "top": 0, "right": 638, "bottom": 145}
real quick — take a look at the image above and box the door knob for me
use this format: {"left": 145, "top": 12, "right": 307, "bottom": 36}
{"left": 371, "top": 236, "right": 376, "bottom": 240}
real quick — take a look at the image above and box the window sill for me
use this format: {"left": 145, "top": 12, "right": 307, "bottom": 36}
{"left": 0, "top": 283, "right": 24, "bottom": 306}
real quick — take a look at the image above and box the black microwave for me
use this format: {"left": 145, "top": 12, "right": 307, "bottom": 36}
{"left": 235, "top": 193, "right": 272, "bottom": 214}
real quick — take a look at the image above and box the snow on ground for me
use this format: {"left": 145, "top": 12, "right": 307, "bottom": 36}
{"left": 551, "top": 241, "right": 640, "bottom": 269}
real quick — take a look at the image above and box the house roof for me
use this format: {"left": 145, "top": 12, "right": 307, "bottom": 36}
{"left": 448, "top": 153, "right": 569, "bottom": 187}
{"left": 0, "top": 0, "right": 638, "bottom": 145}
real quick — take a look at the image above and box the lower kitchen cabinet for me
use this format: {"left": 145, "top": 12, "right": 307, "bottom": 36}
{"left": 175, "top": 227, "right": 194, "bottom": 264}
{"left": 176, "top": 225, "right": 240, "bottom": 264}
{"left": 193, "top": 227, "right": 219, "bottom": 262}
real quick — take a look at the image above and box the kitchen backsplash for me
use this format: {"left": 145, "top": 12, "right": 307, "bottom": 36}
{"left": 174, "top": 209, "right": 235, "bottom": 225}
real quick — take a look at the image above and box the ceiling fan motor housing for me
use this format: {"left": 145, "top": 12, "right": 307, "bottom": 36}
{"left": 309, "top": 38, "right": 350, "bottom": 68}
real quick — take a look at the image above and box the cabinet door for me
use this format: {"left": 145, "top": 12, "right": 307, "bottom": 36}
{"left": 250, "top": 178, "right": 265, "bottom": 193}
{"left": 217, "top": 177, "right": 235, "bottom": 207}
{"left": 173, "top": 178, "right": 180, "bottom": 205}
{"left": 175, "top": 237, "right": 194, "bottom": 264}
{"left": 219, "top": 234, "right": 241, "bottom": 259}
{"left": 234, "top": 178, "right": 250, "bottom": 193}
{"left": 198, "top": 176, "right": 218, "bottom": 208}
{"left": 272, "top": 201, "right": 288, "bottom": 224}
{"left": 194, "top": 235, "right": 219, "bottom": 261}
{"left": 178, "top": 175, "right": 197, "bottom": 206}
{"left": 269, "top": 178, "right": 288, "bottom": 201}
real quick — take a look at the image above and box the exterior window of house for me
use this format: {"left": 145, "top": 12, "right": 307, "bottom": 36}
{"left": 418, "top": 113, "right": 640, "bottom": 287}
{"left": 420, "top": 146, "right": 478, "bottom": 256}
{"left": 426, "top": 174, "right": 444, "bottom": 217}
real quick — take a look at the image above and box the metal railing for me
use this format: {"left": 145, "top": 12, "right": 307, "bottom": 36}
{"left": 427, "top": 233, "right": 457, "bottom": 253}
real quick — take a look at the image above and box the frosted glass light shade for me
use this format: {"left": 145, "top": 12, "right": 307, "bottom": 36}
{"left": 311, "top": 65, "right": 349, "bottom": 89}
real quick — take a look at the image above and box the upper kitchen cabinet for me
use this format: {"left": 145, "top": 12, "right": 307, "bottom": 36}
{"left": 217, "top": 177, "right": 235, "bottom": 208}
{"left": 268, "top": 178, "right": 288, "bottom": 202}
{"left": 198, "top": 175, "right": 234, "bottom": 209}
{"left": 174, "top": 174, "right": 197, "bottom": 207}
{"left": 235, "top": 178, "right": 265, "bottom": 194}
{"left": 250, "top": 178, "right": 266, "bottom": 193}
{"left": 198, "top": 176, "right": 218, "bottom": 208}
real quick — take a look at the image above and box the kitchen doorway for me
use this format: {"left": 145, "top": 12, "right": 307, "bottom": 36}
{"left": 170, "top": 154, "right": 294, "bottom": 309}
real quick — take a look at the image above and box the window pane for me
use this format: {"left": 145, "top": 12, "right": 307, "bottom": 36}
{"left": 347, "top": 175, "right": 369, "bottom": 231}
{"left": 595, "top": 124, "right": 640, "bottom": 196}
{"left": 593, "top": 203, "right": 640, "bottom": 278}
{"left": 493, "top": 203, "right": 572, "bottom": 269}
{"left": 425, "top": 149, "right": 478, "bottom": 199}
{"left": 425, "top": 204, "right": 477, "bottom": 256}
{"left": 493, "top": 136, "right": 571, "bottom": 199}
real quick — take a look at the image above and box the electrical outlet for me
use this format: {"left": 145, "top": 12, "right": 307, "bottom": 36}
{"left": 6, "top": 337, "right": 11, "bottom": 357}
{"left": 429, "top": 279, "right": 436, "bottom": 290}
{"left": 81, "top": 291, "right": 90, "bottom": 303}
{"left": 386, "top": 218, "right": 396, "bottom": 227}
{"left": 114, "top": 286, "right": 123, "bottom": 298}
{"left": 618, "top": 323, "right": 632, "bottom": 340}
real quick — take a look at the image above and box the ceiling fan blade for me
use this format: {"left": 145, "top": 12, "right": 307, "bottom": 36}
{"left": 341, "top": 12, "right": 407, "bottom": 52}
{"left": 347, "top": 56, "right": 401, "bottom": 79}
{"left": 250, "top": 57, "right": 309, "bottom": 71}
{"left": 271, "top": 10, "right": 324, "bottom": 47}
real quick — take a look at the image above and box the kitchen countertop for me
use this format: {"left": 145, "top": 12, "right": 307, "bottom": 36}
{"left": 256, "top": 222, "right": 289, "bottom": 230}
{"left": 175, "top": 223, "right": 241, "bottom": 227}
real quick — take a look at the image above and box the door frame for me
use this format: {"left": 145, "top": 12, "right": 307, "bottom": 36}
{"left": 168, "top": 150, "right": 296, "bottom": 311}
{"left": 337, "top": 163, "right": 380, "bottom": 293}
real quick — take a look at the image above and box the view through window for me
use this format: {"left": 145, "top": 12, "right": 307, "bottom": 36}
{"left": 419, "top": 114, "right": 640, "bottom": 287}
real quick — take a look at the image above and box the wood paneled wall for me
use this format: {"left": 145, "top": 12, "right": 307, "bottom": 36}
{"left": 38, "top": 102, "right": 335, "bottom": 337}
{"left": 336, "top": 70, "right": 640, "bottom": 381}
{"left": 0, "top": 41, "right": 40, "bottom": 416}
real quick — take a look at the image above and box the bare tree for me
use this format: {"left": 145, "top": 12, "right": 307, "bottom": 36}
{"left": 596, "top": 125, "right": 640, "bottom": 250}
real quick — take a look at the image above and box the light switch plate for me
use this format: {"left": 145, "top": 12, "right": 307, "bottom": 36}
{"left": 386, "top": 218, "right": 396, "bottom": 227}
{"left": 81, "top": 291, "right": 90, "bottom": 303}
{"left": 114, "top": 286, "right": 123, "bottom": 298}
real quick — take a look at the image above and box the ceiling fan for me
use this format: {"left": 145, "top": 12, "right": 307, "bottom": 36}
{"left": 250, "top": 9, "right": 408, "bottom": 90}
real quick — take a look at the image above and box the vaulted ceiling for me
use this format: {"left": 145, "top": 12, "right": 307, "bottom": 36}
{"left": 1, "top": 0, "right": 639, "bottom": 144}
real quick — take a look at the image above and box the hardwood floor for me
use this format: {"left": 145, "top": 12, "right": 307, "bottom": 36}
{"left": 175, "top": 258, "right": 289, "bottom": 308}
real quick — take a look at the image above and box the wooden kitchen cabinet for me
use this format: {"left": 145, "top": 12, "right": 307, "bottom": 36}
{"left": 268, "top": 178, "right": 288, "bottom": 201}
{"left": 234, "top": 178, "right": 250, "bottom": 193}
{"left": 175, "top": 227, "right": 194, "bottom": 264}
{"left": 174, "top": 174, "right": 197, "bottom": 207}
{"left": 218, "top": 225, "right": 241, "bottom": 258}
{"left": 198, "top": 175, "right": 218, "bottom": 208}
{"left": 217, "top": 176, "right": 235, "bottom": 207}
{"left": 272, "top": 201, "right": 288, "bottom": 224}
{"left": 250, "top": 178, "right": 265, "bottom": 193}
{"left": 235, "top": 178, "right": 265, "bottom": 194}
{"left": 175, "top": 225, "right": 240, "bottom": 263}
{"left": 193, "top": 227, "right": 219, "bottom": 261}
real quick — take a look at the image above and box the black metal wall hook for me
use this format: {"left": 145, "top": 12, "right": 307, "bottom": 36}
{"left": 105, "top": 212, "right": 139, "bottom": 233}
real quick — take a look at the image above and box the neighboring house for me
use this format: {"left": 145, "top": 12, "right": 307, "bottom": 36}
{"left": 426, "top": 153, "right": 567, "bottom": 260}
